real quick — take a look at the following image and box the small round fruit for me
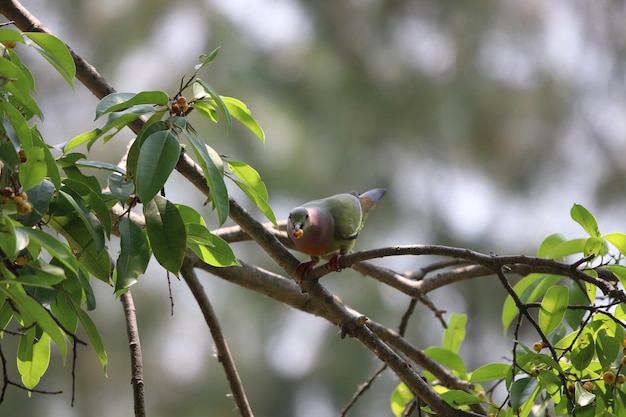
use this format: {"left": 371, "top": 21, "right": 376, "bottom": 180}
{"left": 532, "top": 341, "right": 544, "bottom": 352}
{"left": 603, "top": 371, "right": 616, "bottom": 385}
{"left": 530, "top": 367, "right": 540, "bottom": 377}
{"left": 17, "top": 201, "right": 32, "bottom": 214}
{"left": 18, "top": 148, "right": 26, "bottom": 162}
{"left": 567, "top": 383, "right": 576, "bottom": 394}
{"left": 583, "top": 381, "right": 595, "bottom": 392}
{"left": 177, "top": 96, "right": 189, "bottom": 111}
{"left": 17, "top": 191, "right": 27, "bottom": 201}
{"left": 2, "top": 187, "right": 13, "bottom": 197}
{"left": 477, "top": 391, "right": 486, "bottom": 400}
{"left": 1, "top": 195, "right": 10, "bottom": 205}
{"left": 621, "top": 356, "right": 626, "bottom": 366}
{"left": 2, "top": 41, "right": 16, "bottom": 49}
{"left": 13, "top": 195, "right": 24, "bottom": 205}
{"left": 13, "top": 256, "right": 27, "bottom": 267}
{"left": 618, "top": 374, "right": 626, "bottom": 384}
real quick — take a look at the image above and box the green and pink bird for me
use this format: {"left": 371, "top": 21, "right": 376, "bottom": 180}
{"left": 287, "top": 188, "right": 386, "bottom": 280}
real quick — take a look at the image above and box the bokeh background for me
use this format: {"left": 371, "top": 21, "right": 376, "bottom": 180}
{"left": 5, "top": 1, "right": 626, "bottom": 416}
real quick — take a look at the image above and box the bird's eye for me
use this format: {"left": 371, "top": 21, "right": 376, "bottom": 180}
{"left": 305, "top": 214, "right": 309, "bottom": 220}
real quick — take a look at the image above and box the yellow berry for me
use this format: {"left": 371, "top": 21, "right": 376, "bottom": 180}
{"left": 13, "top": 256, "right": 27, "bottom": 267}
{"left": 532, "top": 341, "right": 544, "bottom": 352}
{"left": 583, "top": 381, "right": 595, "bottom": 392}
{"left": 603, "top": 371, "right": 616, "bottom": 385}
{"left": 13, "top": 195, "right": 23, "bottom": 205}
{"left": 17, "top": 201, "right": 31, "bottom": 214}
{"left": 530, "top": 367, "right": 540, "bottom": 377}
{"left": 618, "top": 374, "right": 626, "bottom": 384}
{"left": 477, "top": 391, "right": 486, "bottom": 399}
{"left": 2, "top": 41, "right": 16, "bottom": 49}
{"left": 621, "top": 356, "right": 626, "bottom": 366}
{"left": 17, "top": 191, "right": 27, "bottom": 201}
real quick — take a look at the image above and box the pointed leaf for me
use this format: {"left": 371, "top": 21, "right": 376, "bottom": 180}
{"left": 390, "top": 383, "right": 414, "bottom": 417}
{"left": 115, "top": 218, "right": 151, "bottom": 295}
{"left": 188, "top": 232, "right": 239, "bottom": 267}
{"left": 18, "top": 146, "right": 46, "bottom": 189}
{"left": 604, "top": 232, "right": 626, "bottom": 256}
{"left": 469, "top": 363, "right": 510, "bottom": 382}
{"left": 183, "top": 131, "right": 229, "bottom": 224}
{"left": 25, "top": 32, "right": 75, "bottom": 87}
{"left": 221, "top": 96, "right": 265, "bottom": 142}
{"left": 17, "top": 330, "right": 51, "bottom": 390}
{"left": 424, "top": 346, "right": 466, "bottom": 376}
{"left": 570, "top": 204, "right": 600, "bottom": 237}
{"left": 135, "top": 130, "right": 180, "bottom": 204}
{"left": 96, "top": 91, "right": 169, "bottom": 118}
{"left": 539, "top": 285, "right": 568, "bottom": 335}
{"left": 443, "top": 313, "right": 467, "bottom": 353}
{"left": 194, "top": 79, "right": 232, "bottom": 128}
{"left": 510, "top": 376, "right": 539, "bottom": 410}
{"left": 228, "top": 160, "right": 276, "bottom": 225}
{"left": 68, "top": 297, "right": 107, "bottom": 373}
{"left": 145, "top": 195, "right": 186, "bottom": 274}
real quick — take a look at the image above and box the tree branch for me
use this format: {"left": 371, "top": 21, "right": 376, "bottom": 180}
{"left": 120, "top": 291, "right": 146, "bottom": 417}
{"left": 180, "top": 256, "right": 253, "bottom": 417}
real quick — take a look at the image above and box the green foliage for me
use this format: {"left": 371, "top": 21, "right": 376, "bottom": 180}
{"left": 0, "top": 32, "right": 267, "bottom": 397}
{"left": 390, "top": 203, "right": 626, "bottom": 417}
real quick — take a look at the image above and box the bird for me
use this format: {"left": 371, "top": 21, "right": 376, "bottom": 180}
{"left": 287, "top": 188, "right": 386, "bottom": 280}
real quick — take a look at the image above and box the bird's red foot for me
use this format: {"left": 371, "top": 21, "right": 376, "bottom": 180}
{"left": 295, "top": 260, "right": 318, "bottom": 281}
{"left": 327, "top": 253, "right": 342, "bottom": 272}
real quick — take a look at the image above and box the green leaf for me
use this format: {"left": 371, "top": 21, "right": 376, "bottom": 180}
{"left": 565, "top": 282, "right": 591, "bottom": 329}
{"left": 19, "top": 227, "right": 79, "bottom": 276}
{"left": 1, "top": 284, "right": 67, "bottom": 360}
{"left": 19, "top": 146, "right": 46, "bottom": 189}
{"left": 31, "top": 127, "right": 61, "bottom": 189}
{"left": 62, "top": 179, "right": 113, "bottom": 237}
{"left": 570, "top": 204, "right": 600, "bottom": 237}
{"left": 24, "top": 32, "right": 75, "bottom": 87}
{"left": 145, "top": 195, "right": 186, "bottom": 274}
{"left": 574, "top": 381, "right": 595, "bottom": 407}
{"left": 469, "top": 363, "right": 510, "bottom": 382}
{"left": 221, "top": 96, "right": 265, "bottom": 142}
{"left": 183, "top": 129, "right": 229, "bottom": 224}
{"left": 75, "top": 160, "right": 126, "bottom": 175}
{"left": 502, "top": 274, "right": 561, "bottom": 333}
{"left": 538, "top": 370, "right": 561, "bottom": 395}
{"left": 570, "top": 332, "right": 594, "bottom": 371}
{"left": 390, "top": 383, "right": 414, "bottom": 417}
{"left": 442, "top": 313, "right": 467, "bottom": 353}
{"left": 596, "top": 328, "right": 620, "bottom": 369}
{"left": 424, "top": 346, "right": 466, "bottom": 376}
{"left": 45, "top": 214, "right": 112, "bottom": 283}
{"left": 95, "top": 91, "right": 169, "bottom": 118}
{"left": 108, "top": 173, "right": 135, "bottom": 205}
{"left": 604, "top": 232, "right": 626, "bottom": 256}
{"left": 538, "top": 233, "right": 567, "bottom": 258}
{"left": 228, "top": 160, "right": 276, "bottom": 225}
{"left": 539, "top": 285, "right": 568, "bottom": 335}
{"left": 135, "top": 130, "right": 180, "bottom": 204}
{"left": 0, "top": 215, "right": 18, "bottom": 258}
{"left": 18, "top": 180, "right": 54, "bottom": 227}
{"left": 0, "top": 28, "right": 25, "bottom": 44}
{"left": 542, "top": 238, "right": 587, "bottom": 259}
{"left": 3, "top": 99, "right": 32, "bottom": 147}
{"left": 194, "top": 47, "right": 221, "bottom": 71}
{"left": 188, "top": 231, "right": 239, "bottom": 268}
{"left": 17, "top": 329, "right": 51, "bottom": 390}
{"left": 440, "top": 390, "right": 487, "bottom": 406}
{"left": 58, "top": 189, "right": 105, "bottom": 253}
{"left": 583, "top": 236, "right": 606, "bottom": 257}
{"left": 510, "top": 376, "right": 539, "bottom": 410}
{"left": 194, "top": 79, "right": 232, "bottom": 128}
{"left": 115, "top": 218, "right": 151, "bottom": 295}
{"left": 64, "top": 128, "right": 102, "bottom": 152}
{"left": 68, "top": 297, "right": 107, "bottom": 373}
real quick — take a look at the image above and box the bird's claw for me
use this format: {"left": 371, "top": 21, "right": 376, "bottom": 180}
{"left": 327, "top": 253, "right": 342, "bottom": 272}
{"left": 295, "top": 260, "right": 318, "bottom": 281}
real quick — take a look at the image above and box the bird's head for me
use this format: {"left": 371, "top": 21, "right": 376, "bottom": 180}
{"left": 288, "top": 207, "right": 310, "bottom": 240}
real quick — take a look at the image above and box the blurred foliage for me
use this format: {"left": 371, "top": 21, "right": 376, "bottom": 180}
{"left": 6, "top": 1, "right": 626, "bottom": 417}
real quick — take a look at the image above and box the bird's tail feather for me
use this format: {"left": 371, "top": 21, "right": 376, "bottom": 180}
{"left": 359, "top": 188, "right": 386, "bottom": 219}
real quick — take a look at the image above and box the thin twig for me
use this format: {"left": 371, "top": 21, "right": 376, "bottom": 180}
{"left": 180, "top": 257, "right": 254, "bottom": 417}
{"left": 120, "top": 291, "right": 146, "bottom": 417}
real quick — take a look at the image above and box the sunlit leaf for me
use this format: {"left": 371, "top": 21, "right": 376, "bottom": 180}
{"left": 469, "top": 363, "right": 510, "bottom": 382}
{"left": 221, "top": 96, "right": 265, "bottom": 142}
{"left": 68, "top": 297, "right": 107, "bottom": 373}
{"left": 440, "top": 390, "right": 487, "bottom": 406}
{"left": 390, "top": 383, "right": 414, "bottom": 417}
{"left": 570, "top": 203, "right": 600, "bottom": 237}
{"left": 228, "top": 160, "right": 276, "bottom": 225}
{"left": 194, "top": 79, "right": 232, "bottom": 128}
{"left": 442, "top": 313, "right": 466, "bottom": 353}
{"left": 604, "top": 232, "right": 626, "bottom": 256}
{"left": 424, "top": 346, "right": 466, "bottom": 376}
{"left": 539, "top": 285, "right": 568, "bottom": 335}
{"left": 25, "top": 32, "right": 75, "bottom": 87}
{"left": 19, "top": 146, "right": 46, "bottom": 189}
{"left": 17, "top": 329, "right": 51, "bottom": 390}
{"left": 188, "top": 232, "right": 239, "bottom": 267}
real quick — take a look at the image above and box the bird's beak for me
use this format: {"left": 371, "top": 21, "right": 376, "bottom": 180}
{"left": 291, "top": 224, "right": 304, "bottom": 239}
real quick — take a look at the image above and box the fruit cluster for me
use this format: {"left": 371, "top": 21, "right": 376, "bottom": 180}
{"left": 2, "top": 187, "right": 32, "bottom": 214}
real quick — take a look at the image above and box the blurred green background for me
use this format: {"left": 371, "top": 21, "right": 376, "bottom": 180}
{"left": 4, "top": 1, "right": 626, "bottom": 416}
